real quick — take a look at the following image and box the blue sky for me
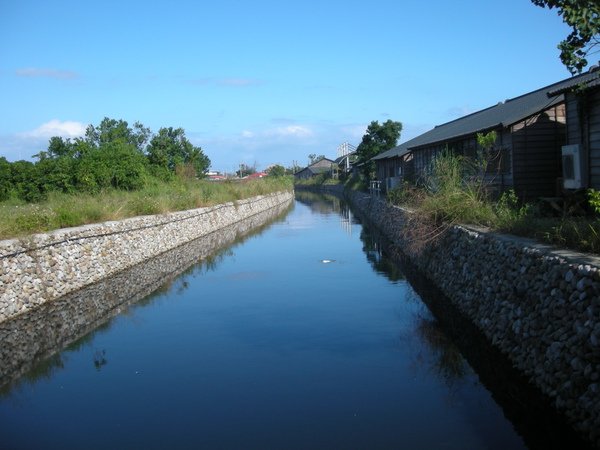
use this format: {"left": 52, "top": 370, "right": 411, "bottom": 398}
{"left": 0, "top": 0, "right": 578, "bottom": 172}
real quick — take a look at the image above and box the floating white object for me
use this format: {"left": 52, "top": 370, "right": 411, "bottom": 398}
{"left": 321, "top": 259, "right": 335, "bottom": 264}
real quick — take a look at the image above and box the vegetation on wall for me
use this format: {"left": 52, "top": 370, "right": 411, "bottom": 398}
{"left": 0, "top": 176, "right": 293, "bottom": 240}
{"left": 387, "top": 146, "right": 600, "bottom": 254}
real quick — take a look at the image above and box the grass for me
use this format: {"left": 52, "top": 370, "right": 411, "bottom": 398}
{"left": 294, "top": 173, "right": 343, "bottom": 186}
{"left": 0, "top": 176, "right": 293, "bottom": 240}
{"left": 386, "top": 151, "right": 600, "bottom": 254}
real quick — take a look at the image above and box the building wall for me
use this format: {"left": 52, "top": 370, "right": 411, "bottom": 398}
{"left": 590, "top": 88, "right": 600, "bottom": 188}
{"left": 376, "top": 154, "right": 414, "bottom": 192}
{"left": 410, "top": 128, "right": 512, "bottom": 194}
{"left": 566, "top": 87, "right": 600, "bottom": 189}
{"left": 511, "top": 104, "right": 566, "bottom": 200}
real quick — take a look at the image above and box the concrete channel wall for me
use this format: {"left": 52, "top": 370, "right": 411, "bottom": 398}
{"left": 0, "top": 191, "right": 293, "bottom": 324}
{"left": 319, "top": 186, "right": 600, "bottom": 448}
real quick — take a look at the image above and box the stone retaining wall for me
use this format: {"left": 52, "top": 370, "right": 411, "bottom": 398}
{"left": 0, "top": 191, "right": 293, "bottom": 323}
{"left": 340, "top": 187, "right": 600, "bottom": 448}
{"left": 0, "top": 200, "right": 292, "bottom": 388}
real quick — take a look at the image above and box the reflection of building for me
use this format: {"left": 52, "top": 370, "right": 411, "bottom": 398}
{"left": 340, "top": 204, "right": 354, "bottom": 236}
{"left": 372, "top": 68, "right": 600, "bottom": 200}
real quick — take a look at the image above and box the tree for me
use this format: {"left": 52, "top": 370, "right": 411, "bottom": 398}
{"left": 532, "top": 0, "right": 599, "bottom": 74}
{"left": 355, "top": 119, "right": 402, "bottom": 181}
{"left": 146, "top": 127, "right": 210, "bottom": 178}
{"left": 85, "top": 117, "right": 151, "bottom": 152}
{"left": 75, "top": 141, "right": 149, "bottom": 192}
{"left": 0, "top": 157, "right": 13, "bottom": 201}
{"left": 308, "top": 154, "right": 326, "bottom": 165}
{"left": 236, "top": 163, "right": 256, "bottom": 178}
{"left": 267, "top": 164, "right": 286, "bottom": 177}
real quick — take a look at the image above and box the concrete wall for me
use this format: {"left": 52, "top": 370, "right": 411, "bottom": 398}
{"left": 0, "top": 191, "right": 293, "bottom": 323}
{"left": 342, "top": 188, "right": 600, "bottom": 448}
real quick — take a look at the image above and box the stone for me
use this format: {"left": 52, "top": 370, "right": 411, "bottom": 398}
{"left": 565, "top": 270, "right": 575, "bottom": 283}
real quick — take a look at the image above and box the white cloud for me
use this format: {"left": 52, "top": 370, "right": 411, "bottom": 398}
{"left": 15, "top": 67, "right": 79, "bottom": 80}
{"left": 21, "top": 119, "right": 86, "bottom": 139}
{"left": 0, "top": 120, "right": 88, "bottom": 161}
{"left": 269, "top": 125, "right": 313, "bottom": 138}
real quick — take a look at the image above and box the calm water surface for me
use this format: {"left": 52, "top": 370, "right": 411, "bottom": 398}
{"left": 0, "top": 193, "right": 528, "bottom": 449}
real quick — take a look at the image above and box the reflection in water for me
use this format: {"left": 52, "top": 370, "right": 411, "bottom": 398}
{"left": 360, "top": 228, "right": 406, "bottom": 283}
{"left": 295, "top": 190, "right": 343, "bottom": 216}
{"left": 350, "top": 200, "right": 593, "bottom": 450}
{"left": 93, "top": 349, "right": 107, "bottom": 371}
{"left": 0, "top": 200, "right": 292, "bottom": 392}
{"left": 0, "top": 191, "right": 590, "bottom": 449}
{"left": 298, "top": 193, "right": 466, "bottom": 388}
{"left": 413, "top": 314, "right": 467, "bottom": 385}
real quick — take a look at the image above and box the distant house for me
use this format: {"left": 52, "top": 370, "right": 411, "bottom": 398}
{"left": 547, "top": 65, "right": 600, "bottom": 190}
{"left": 244, "top": 172, "right": 267, "bottom": 179}
{"left": 294, "top": 158, "right": 336, "bottom": 180}
{"left": 372, "top": 71, "right": 600, "bottom": 200}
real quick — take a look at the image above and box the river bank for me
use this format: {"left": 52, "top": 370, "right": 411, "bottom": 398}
{"left": 0, "top": 191, "right": 294, "bottom": 324}
{"left": 299, "top": 184, "right": 600, "bottom": 448}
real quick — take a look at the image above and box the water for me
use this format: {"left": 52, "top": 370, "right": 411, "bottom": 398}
{"left": 0, "top": 193, "right": 540, "bottom": 449}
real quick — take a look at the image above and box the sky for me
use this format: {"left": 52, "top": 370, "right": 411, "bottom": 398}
{"left": 0, "top": 0, "right": 581, "bottom": 173}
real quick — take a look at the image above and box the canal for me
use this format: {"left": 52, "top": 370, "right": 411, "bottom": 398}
{"left": 0, "top": 192, "right": 579, "bottom": 449}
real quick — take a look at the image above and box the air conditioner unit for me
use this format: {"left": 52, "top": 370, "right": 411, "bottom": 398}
{"left": 562, "top": 144, "right": 582, "bottom": 189}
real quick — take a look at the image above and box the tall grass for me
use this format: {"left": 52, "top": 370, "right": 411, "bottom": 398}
{"left": 0, "top": 176, "right": 293, "bottom": 240}
{"left": 387, "top": 151, "right": 600, "bottom": 254}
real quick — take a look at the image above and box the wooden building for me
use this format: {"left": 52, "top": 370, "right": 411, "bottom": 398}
{"left": 372, "top": 71, "right": 600, "bottom": 200}
{"left": 548, "top": 66, "right": 600, "bottom": 189}
{"left": 294, "top": 158, "right": 336, "bottom": 180}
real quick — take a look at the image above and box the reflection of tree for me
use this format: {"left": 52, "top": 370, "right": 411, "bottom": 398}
{"left": 0, "top": 354, "right": 66, "bottom": 398}
{"left": 359, "top": 228, "right": 406, "bottom": 283}
{"left": 414, "top": 314, "right": 466, "bottom": 386}
{"left": 295, "top": 191, "right": 342, "bottom": 215}
{"left": 93, "top": 349, "right": 107, "bottom": 371}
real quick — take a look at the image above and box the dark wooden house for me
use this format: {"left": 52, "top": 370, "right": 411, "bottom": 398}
{"left": 371, "top": 71, "right": 600, "bottom": 200}
{"left": 294, "top": 158, "right": 336, "bottom": 180}
{"left": 548, "top": 66, "right": 600, "bottom": 190}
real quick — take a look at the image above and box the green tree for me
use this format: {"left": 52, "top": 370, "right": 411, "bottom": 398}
{"left": 37, "top": 155, "right": 76, "bottom": 194}
{"left": 85, "top": 117, "right": 151, "bottom": 152}
{"left": 147, "top": 127, "right": 210, "bottom": 177}
{"left": 0, "top": 157, "right": 13, "bottom": 201}
{"left": 267, "top": 164, "right": 286, "bottom": 177}
{"left": 75, "top": 142, "right": 148, "bottom": 192}
{"left": 355, "top": 119, "right": 402, "bottom": 181}
{"left": 532, "top": 0, "right": 599, "bottom": 74}
{"left": 10, "top": 160, "right": 43, "bottom": 202}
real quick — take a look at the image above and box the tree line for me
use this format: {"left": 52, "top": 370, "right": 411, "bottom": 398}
{"left": 0, "top": 117, "right": 210, "bottom": 202}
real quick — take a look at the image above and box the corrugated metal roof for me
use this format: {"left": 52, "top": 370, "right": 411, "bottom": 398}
{"left": 373, "top": 69, "right": 598, "bottom": 161}
{"left": 547, "top": 68, "right": 600, "bottom": 95}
